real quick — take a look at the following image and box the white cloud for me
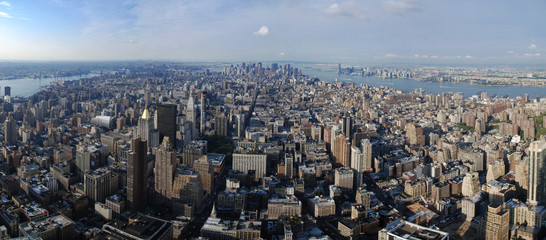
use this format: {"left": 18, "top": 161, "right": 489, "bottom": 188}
{"left": 324, "top": 1, "right": 370, "bottom": 20}
{"left": 507, "top": 50, "right": 515, "bottom": 54}
{"left": 529, "top": 43, "right": 537, "bottom": 49}
{"left": 0, "top": 1, "right": 10, "bottom": 7}
{"left": 0, "top": 11, "right": 11, "bottom": 18}
{"left": 524, "top": 53, "right": 540, "bottom": 56}
{"left": 382, "top": 0, "right": 422, "bottom": 15}
{"left": 253, "top": 26, "right": 269, "bottom": 36}
{"left": 465, "top": 55, "right": 473, "bottom": 59}
{"left": 383, "top": 53, "right": 399, "bottom": 58}
{"left": 280, "top": 52, "right": 285, "bottom": 56}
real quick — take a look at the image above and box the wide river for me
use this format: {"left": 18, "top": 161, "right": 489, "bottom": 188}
{"left": 0, "top": 73, "right": 101, "bottom": 97}
{"left": 295, "top": 64, "right": 546, "bottom": 98}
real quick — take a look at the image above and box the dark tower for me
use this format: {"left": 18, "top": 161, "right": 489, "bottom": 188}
{"left": 4, "top": 86, "right": 10, "bottom": 96}
{"left": 127, "top": 138, "right": 148, "bottom": 211}
{"left": 342, "top": 112, "right": 353, "bottom": 140}
{"left": 157, "top": 104, "right": 177, "bottom": 147}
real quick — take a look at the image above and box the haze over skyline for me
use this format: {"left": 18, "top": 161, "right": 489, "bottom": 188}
{"left": 1, "top": 0, "right": 545, "bottom": 64}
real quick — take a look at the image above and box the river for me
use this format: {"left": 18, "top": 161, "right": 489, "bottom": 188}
{"left": 294, "top": 64, "right": 546, "bottom": 98}
{"left": 0, "top": 73, "right": 101, "bottom": 97}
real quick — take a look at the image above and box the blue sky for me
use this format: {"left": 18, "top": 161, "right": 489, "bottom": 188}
{"left": 0, "top": 0, "right": 545, "bottom": 64}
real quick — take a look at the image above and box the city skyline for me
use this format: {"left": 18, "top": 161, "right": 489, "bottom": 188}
{"left": 0, "top": 0, "right": 544, "bottom": 64}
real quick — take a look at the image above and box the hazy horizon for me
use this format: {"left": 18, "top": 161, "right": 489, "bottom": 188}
{"left": 0, "top": 0, "right": 545, "bottom": 65}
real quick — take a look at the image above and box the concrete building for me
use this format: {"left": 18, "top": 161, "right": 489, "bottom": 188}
{"left": 506, "top": 198, "right": 546, "bottom": 229}
{"left": 154, "top": 137, "right": 176, "bottom": 205}
{"left": 232, "top": 153, "right": 267, "bottom": 181}
{"left": 462, "top": 193, "right": 482, "bottom": 221}
{"left": 335, "top": 167, "right": 354, "bottom": 193}
{"left": 333, "top": 134, "right": 351, "bottom": 167}
{"left": 171, "top": 167, "right": 203, "bottom": 216}
{"left": 378, "top": 220, "right": 448, "bottom": 240}
{"left": 215, "top": 112, "right": 228, "bottom": 136}
{"left": 267, "top": 195, "right": 302, "bottom": 219}
{"left": 186, "top": 92, "right": 197, "bottom": 140}
{"left": 462, "top": 172, "right": 480, "bottom": 197}
{"left": 351, "top": 139, "right": 372, "bottom": 187}
{"left": 102, "top": 214, "right": 173, "bottom": 240}
{"left": 127, "top": 138, "right": 147, "bottom": 211}
{"left": 308, "top": 196, "right": 335, "bottom": 218}
{"left": 405, "top": 123, "right": 425, "bottom": 146}
{"left": 18, "top": 214, "right": 75, "bottom": 240}
{"left": 4, "top": 116, "right": 16, "bottom": 146}
{"left": 135, "top": 105, "right": 159, "bottom": 150}
{"left": 478, "top": 203, "right": 510, "bottom": 240}
{"left": 528, "top": 140, "right": 546, "bottom": 206}
{"left": 356, "top": 187, "right": 372, "bottom": 210}
{"left": 84, "top": 167, "right": 118, "bottom": 203}
{"left": 182, "top": 140, "right": 207, "bottom": 166}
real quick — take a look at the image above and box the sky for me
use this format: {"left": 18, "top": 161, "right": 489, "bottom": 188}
{"left": 0, "top": 0, "right": 545, "bottom": 64}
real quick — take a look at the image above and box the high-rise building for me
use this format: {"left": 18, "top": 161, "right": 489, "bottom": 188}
{"left": 478, "top": 203, "right": 510, "bottom": 240}
{"left": 462, "top": 172, "right": 480, "bottom": 197}
{"left": 405, "top": 123, "right": 425, "bottom": 146}
{"left": 84, "top": 167, "right": 119, "bottom": 203}
{"left": 342, "top": 112, "right": 353, "bottom": 139}
{"left": 233, "top": 153, "right": 267, "bottom": 181}
{"left": 4, "top": 86, "right": 10, "bottom": 96}
{"left": 333, "top": 134, "right": 351, "bottom": 167}
{"left": 351, "top": 146, "right": 364, "bottom": 187}
{"left": 4, "top": 115, "right": 16, "bottom": 145}
{"left": 186, "top": 91, "right": 197, "bottom": 140}
{"left": 157, "top": 104, "right": 177, "bottom": 147}
{"left": 200, "top": 91, "right": 206, "bottom": 134}
{"left": 172, "top": 167, "right": 203, "bottom": 216}
{"left": 284, "top": 153, "right": 294, "bottom": 180}
{"left": 182, "top": 140, "right": 207, "bottom": 166}
{"left": 236, "top": 114, "right": 245, "bottom": 139}
{"left": 528, "top": 140, "right": 546, "bottom": 206}
{"left": 136, "top": 105, "right": 159, "bottom": 150}
{"left": 335, "top": 167, "right": 354, "bottom": 193}
{"left": 215, "top": 112, "right": 228, "bottom": 136}
{"left": 154, "top": 137, "right": 176, "bottom": 205}
{"left": 356, "top": 187, "right": 371, "bottom": 210}
{"left": 193, "top": 155, "right": 214, "bottom": 193}
{"left": 351, "top": 139, "right": 373, "bottom": 187}
{"left": 127, "top": 138, "right": 147, "bottom": 211}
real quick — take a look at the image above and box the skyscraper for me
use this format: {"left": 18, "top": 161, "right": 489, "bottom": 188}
{"left": 157, "top": 104, "right": 177, "bottom": 147}
{"left": 236, "top": 114, "right": 245, "bottom": 139}
{"left": 154, "top": 137, "right": 176, "bottom": 205}
{"left": 186, "top": 91, "right": 197, "bottom": 140}
{"left": 350, "top": 140, "right": 372, "bottom": 188}
{"left": 351, "top": 146, "right": 364, "bottom": 187}
{"left": 478, "top": 203, "right": 510, "bottom": 240}
{"left": 4, "top": 86, "right": 10, "bottom": 96}
{"left": 84, "top": 167, "right": 119, "bottom": 203}
{"left": 136, "top": 105, "right": 159, "bottom": 150}
{"left": 215, "top": 111, "right": 228, "bottom": 136}
{"left": 200, "top": 91, "right": 206, "bottom": 134}
{"left": 528, "top": 140, "right": 546, "bottom": 206}
{"left": 127, "top": 138, "right": 148, "bottom": 211}
{"left": 172, "top": 167, "right": 203, "bottom": 216}
{"left": 4, "top": 115, "right": 16, "bottom": 145}
{"left": 334, "top": 133, "right": 351, "bottom": 168}
{"left": 342, "top": 112, "right": 353, "bottom": 140}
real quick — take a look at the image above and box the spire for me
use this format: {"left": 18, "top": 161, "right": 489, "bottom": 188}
{"left": 210, "top": 203, "right": 217, "bottom": 218}
{"left": 141, "top": 105, "right": 151, "bottom": 120}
